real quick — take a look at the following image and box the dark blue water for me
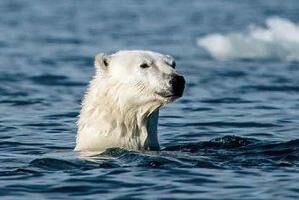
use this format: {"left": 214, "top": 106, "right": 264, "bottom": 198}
{"left": 1, "top": 0, "right": 299, "bottom": 199}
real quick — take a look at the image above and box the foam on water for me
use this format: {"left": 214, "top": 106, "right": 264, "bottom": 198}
{"left": 197, "top": 17, "right": 299, "bottom": 61}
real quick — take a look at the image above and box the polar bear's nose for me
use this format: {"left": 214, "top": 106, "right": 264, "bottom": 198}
{"left": 169, "top": 75, "right": 185, "bottom": 97}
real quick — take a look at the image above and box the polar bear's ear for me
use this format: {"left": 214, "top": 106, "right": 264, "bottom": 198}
{"left": 94, "top": 53, "right": 110, "bottom": 72}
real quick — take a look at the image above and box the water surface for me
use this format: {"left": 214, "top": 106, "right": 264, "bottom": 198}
{"left": 0, "top": 0, "right": 299, "bottom": 199}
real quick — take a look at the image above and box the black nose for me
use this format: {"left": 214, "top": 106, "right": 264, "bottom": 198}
{"left": 169, "top": 75, "right": 185, "bottom": 97}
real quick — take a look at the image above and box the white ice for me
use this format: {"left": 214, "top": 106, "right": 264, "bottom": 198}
{"left": 197, "top": 17, "right": 299, "bottom": 62}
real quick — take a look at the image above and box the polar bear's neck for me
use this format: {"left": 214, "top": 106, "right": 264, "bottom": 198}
{"left": 75, "top": 77, "right": 161, "bottom": 152}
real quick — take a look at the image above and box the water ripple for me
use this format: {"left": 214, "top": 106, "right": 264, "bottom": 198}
{"left": 29, "top": 75, "right": 85, "bottom": 86}
{"left": 162, "top": 121, "right": 280, "bottom": 128}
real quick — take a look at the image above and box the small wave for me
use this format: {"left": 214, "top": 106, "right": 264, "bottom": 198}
{"left": 36, "top": 36, "right": 83, "bottom": 45}
{"left": 163, "top": 121, "right": 279, "bottom": 128}
{"left": 24, "top": 136, "right": 299, "bottom": 171}
{"left": 163, "top": 135, "right": 257, "bottom": 152}
{"left": 98, "top": 148, "right": 187, "bottom": 168}
{"left": 241, "top": 85, "right": 299, "bottom": 92}
{"left": 29, "top": 157, "right": 102, "bottom": 171}
{"left": 164, "top": 135, "right": 299, "bottom": 168}
{"left": 29, "top": 75, "right": 85, "bottom": 86}
{"left": 0, "top": 99, "right": 44, "bottom": 106}
{"left": 201, "top": 97, "right": 253, "bottom": 104}
{"left": 197, "top": 17, "right": 299, "bottom": 62}
{"left": 29, "top": 158, "right": 80, "bottom": 171}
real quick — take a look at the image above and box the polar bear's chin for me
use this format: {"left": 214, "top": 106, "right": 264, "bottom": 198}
{"left": 165, "top": 96, "right": 181, "bottom": 103}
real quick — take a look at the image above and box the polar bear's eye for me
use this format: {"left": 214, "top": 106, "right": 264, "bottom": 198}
{"left": 140, "top": 63, "right": 150, "bottom": 69}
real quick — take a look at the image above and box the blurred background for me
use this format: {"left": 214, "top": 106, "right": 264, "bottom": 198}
{"left": 0, "top": 0, "right": 299, "bottom": 199}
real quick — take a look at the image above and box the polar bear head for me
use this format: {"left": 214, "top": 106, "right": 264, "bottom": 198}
{"left": 76, "top": 50, "right": 185, "bottom": 152}
{"left": 94, "top": 50, "right": 185, "bottom": 108}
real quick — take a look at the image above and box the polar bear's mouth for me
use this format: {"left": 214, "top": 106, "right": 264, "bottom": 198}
{"left": 155, "top": 91, "right": 182, "bottom": 100}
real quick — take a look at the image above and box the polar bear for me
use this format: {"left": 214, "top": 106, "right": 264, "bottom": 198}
{"left": 75, "top": 50, "right": 185, "bottom": 152}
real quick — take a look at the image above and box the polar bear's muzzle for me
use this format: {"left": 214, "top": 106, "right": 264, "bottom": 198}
{"left": 170, "top": 74, "right": 185, "bottom": 97}
{"left": 156, "top": 74, "right": 185, "bottom": 100}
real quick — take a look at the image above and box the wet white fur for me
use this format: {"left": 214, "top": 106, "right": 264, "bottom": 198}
{"left": 75, "top": 50, "right": 181, "bottom": 152}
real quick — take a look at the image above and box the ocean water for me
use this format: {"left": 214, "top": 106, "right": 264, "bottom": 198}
{"left": 1, "top": 0, "right": 299, "bottom": 199}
